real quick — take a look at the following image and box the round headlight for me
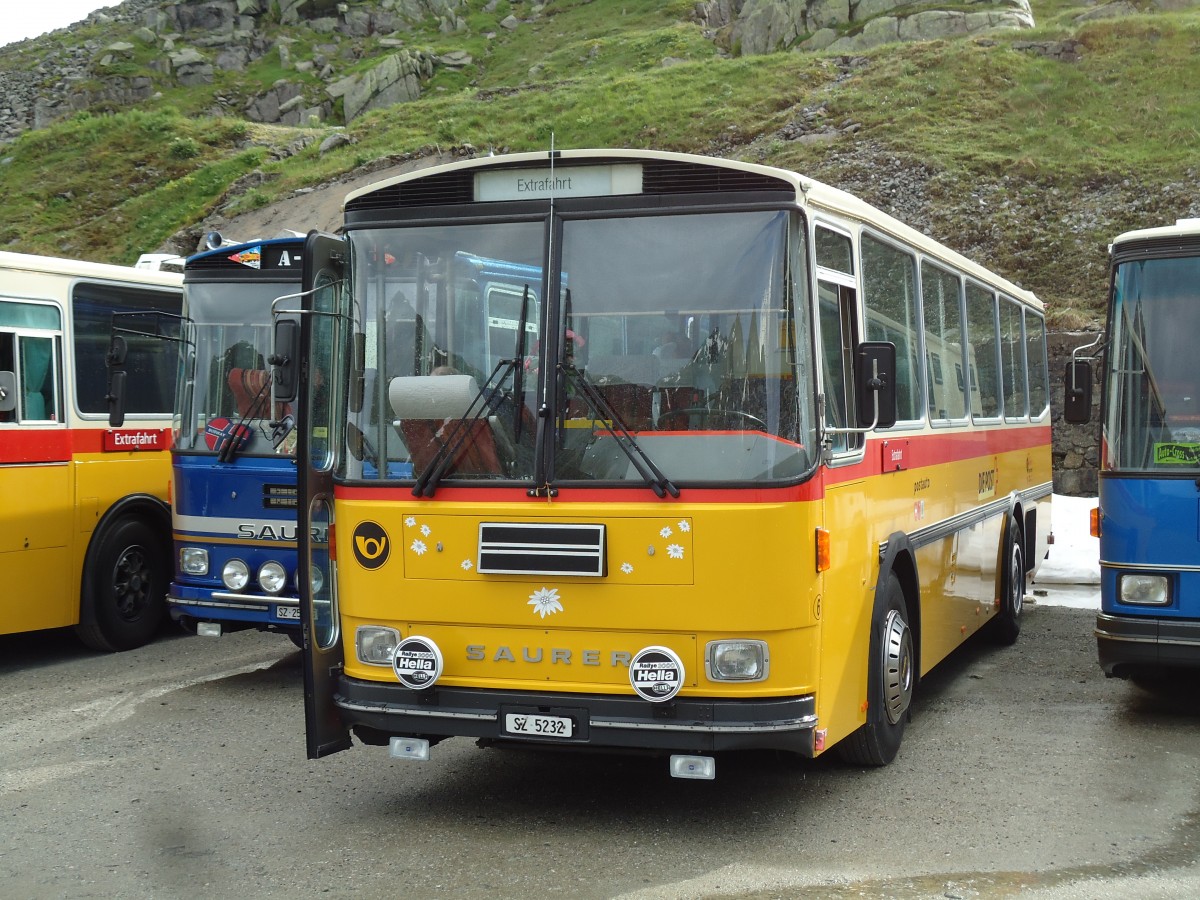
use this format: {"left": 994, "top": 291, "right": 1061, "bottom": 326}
{"left": 258, "top": 561, "right": 288, "bottom": 595}
{"left": 308, "top": 565, "right": 325, "bottom": 595}
{"left": 222, "top": 558, "right": 250, "bottom": 591}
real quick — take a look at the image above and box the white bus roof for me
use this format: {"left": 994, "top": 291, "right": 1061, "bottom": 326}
{"left": 1112, "top": 218, "right": 1200, "bottom": 249}
{"left": 0, "top": 249, "right": 183, "bottom": 289}
{"left": 343, "top": 148, "right": 1042, "bottom": 311}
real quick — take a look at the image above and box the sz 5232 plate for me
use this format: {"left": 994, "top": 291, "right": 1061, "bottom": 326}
{"left": 504, "top": 712, "right": 573, "bottom": 738}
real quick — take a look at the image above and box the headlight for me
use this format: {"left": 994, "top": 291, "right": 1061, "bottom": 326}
{"left": 357, "top": 626, "right": 400, "bottom": 666}
{"left": 222, "top": 558, "right": 250, "bottom": 591}
{"left": 705, "top": 640, "right": 769, "bottom": 682}
{"left": 258, "top": 561, "right": 288, "bottom": 595}
{"left": 180, "top": 547, "right": 209, "bottom": 575}
{"left": 308, "top": 565, "right": 325, "bottom": 594}
{"left": 1119, "top": 574, "right": 1170, "bottom": 606}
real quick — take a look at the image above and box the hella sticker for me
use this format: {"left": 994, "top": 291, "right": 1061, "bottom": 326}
{"left": 392, "top": 635, "right": 443, "bottom": 690}
{"left": 629, "top": 645, "right": 685, "bottom": 703}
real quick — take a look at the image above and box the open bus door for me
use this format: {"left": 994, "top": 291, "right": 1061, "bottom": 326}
{"left": 285, "top": 231, "right": 352, "bottom": 758}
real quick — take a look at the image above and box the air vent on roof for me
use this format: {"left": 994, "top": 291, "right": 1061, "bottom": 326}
{"left": 640, "top": 160, "right": 791, "bottom": 195}
{"left": 346, "top": 170, "right": 475, "bottom": 213}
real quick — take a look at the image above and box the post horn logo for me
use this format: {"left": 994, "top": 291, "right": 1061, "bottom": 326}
{"left": 352, "top": 521, "right": 390, "bottom": 569}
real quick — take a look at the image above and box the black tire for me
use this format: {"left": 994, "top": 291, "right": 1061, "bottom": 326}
{"left": 838, "top": 574, "right": 914, "bottom": 766}
{"left": 989, "top": 520, "right": 1025, "bottom": 646}
{"left": 76, "top": 518, "right": 169, "bottom": 652}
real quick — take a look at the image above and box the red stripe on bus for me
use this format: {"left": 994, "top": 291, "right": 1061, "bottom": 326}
{"left": 0, "top": 426, "right": 172, "bottom": 464}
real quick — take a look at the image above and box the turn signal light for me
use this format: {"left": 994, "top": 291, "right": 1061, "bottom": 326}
{"left": 816, "top": 528, "right": 830, "bottom": 572}
{"left": 1090, "top": 506, "right": 1102, "bottom": 538}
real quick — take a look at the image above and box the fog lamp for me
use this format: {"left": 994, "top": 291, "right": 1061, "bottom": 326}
{"left": 357, "top": 626, "right": 400, "bottom": 666}
{"left": 221, "top": 558, "right": 250, "bottom": 591}
{"left": 180, "top": 547, "right": 209, "bottom": 575}
{"left": 1119, "top": 573, "right": 1170, "bottom": 606}
{"left": 706, "top": 639, "right": 769, "bottom": 682}
{"left": 258, "top": 561, "right": 288, "bottom": 595}
{"left": 307, "top": 565, "right": 325, "bottom": 594}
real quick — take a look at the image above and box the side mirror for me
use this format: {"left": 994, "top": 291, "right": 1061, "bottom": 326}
{"left": 106, "top": 334, "right": 128, "bottom": 427}
{"left": 1063, "top": 360, "right": 1093, "bottom": 424}
{"left": 0, "top": 370, "right": 16, "bottom": 413}
{"left": 855, "top": 341, "right": 898, "bottom": 429}
{"left": 107, "top": 370, "right": 127, "bottom": 427}
{"left": 270, "top": 318, "right": 300, "bottom": 403}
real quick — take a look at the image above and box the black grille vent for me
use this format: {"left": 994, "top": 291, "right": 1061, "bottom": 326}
{"left": 640, "top": 160, "right": 791, "bottom": 195}
{"left": 346, "top": 170, "right": 475, "bottom": 213}
{"left": 478, "top": 522, "right": 606, "bottom": 577}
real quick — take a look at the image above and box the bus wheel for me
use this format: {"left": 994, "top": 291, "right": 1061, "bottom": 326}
{"left": 76, "top": 518, "right": 169, "bottom": 652}
{"left": 838, "top": 574, "right": 913, "bottom": 766}
{"left": 989, "top": 521, "right": 1024, "bottom": 646}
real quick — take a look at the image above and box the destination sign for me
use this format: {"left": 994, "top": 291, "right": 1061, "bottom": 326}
{"left": 475, "top": 164, "right": 643, "bottom": 202}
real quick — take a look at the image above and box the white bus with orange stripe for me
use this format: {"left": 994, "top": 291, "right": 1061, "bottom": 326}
{"left": 0, "top": 251, "right": 182, "bottom": 650}
{"left": 280, "top": 149, "right": 1052, "bottom": 777}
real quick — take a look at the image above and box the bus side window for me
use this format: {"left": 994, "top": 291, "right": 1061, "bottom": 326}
{"left": 818, "top": 280, "right": 861, "bottom": 454}
{"left": 18, "top": 334, "right": 59, "bottom": 422}
{"left": 0, "top": 332, "right": 14, "bottom": 422}
{"left": 862, "top": 234, "right": 920, "bottom": 423}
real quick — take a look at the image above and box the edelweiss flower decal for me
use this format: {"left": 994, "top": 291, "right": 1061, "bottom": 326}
{"left": 677, "top": 520, "right": 690, "bottom": 533}
{"left": 528, "top": 587, "right": 564, "bottom": 618}
{"left": 461, "top": 559, "right": 473, "bottom": 571}
{"left": 410, "top": 539, "right": 428, "bottom": 556}
{"left": 667, "top": 544, "right": 684, "bottom": 559}
{"left": 405, "top": 516, "right": 417, "bottom": 528}
{"left": 621, "top": 562, "right": 634, "bottom": 574}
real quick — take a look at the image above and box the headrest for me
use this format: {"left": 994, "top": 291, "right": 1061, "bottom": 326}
{"left": 388, "top": 374, "right": 480, "bottom": 420}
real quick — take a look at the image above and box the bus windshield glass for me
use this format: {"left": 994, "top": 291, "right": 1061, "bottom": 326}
{"left": 1105, "top": 254, "right": 1200, "bottom": 472}
{"left": 344, "top": 210, "right": 816, "bottom": 486}
{"left": 175, "top": 281, "right": 295, "bottom": 456}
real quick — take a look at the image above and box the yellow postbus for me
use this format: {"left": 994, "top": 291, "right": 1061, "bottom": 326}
{"left": 279, "top": 149, "right": 1053, "bottom": 777}
{"left": 0, "top": 251, "right": 182, "bottom": 650}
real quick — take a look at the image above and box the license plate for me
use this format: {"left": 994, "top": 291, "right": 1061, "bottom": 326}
{"left": 504, "top": 712, "right": 573, "bottom": 738}
{"left": 276, "top": 605, "right": 300, "bottom": 620}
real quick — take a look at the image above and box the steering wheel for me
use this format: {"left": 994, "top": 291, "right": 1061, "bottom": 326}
{"left": 656, "top": 407, "right": 767, "bottom": 432}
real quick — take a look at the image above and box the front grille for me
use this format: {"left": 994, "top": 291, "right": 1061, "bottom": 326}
{"left": 478, "top": 522, "right": 607, "bottom": 576}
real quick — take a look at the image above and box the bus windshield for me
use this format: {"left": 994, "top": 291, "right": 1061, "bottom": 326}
{"left": 345, "top": 209, "right": 816, "bottom": 486}
{"left": 1105, "top": 254, "right": 1200, "bottom": 472}
{"left": 175, "top": 281, "right": 295, "bottom": 456}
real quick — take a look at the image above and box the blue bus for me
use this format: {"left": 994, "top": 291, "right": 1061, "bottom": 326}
{"left": 169, "top": 237, "right": 305, "bottom": 639}
{"left": 1065, "top": 218, "right": 1200, "bottom": 679}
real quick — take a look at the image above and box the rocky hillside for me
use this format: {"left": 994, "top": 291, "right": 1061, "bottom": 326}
{"left": 0, "top": 0, "right": 1198, "bottom": 333}
{"left": 0, "top": 0, "right": 1039, "bottom": 143}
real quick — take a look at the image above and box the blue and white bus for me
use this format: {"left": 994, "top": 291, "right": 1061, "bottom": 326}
{"left": 1066, "top": 218, "right": 1200, "bottom": 679}
{"left": 169, "top": 237, "right": 305, "bottom": 639}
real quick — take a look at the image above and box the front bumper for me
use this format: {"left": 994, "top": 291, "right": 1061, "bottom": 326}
{"left": 335, "top": 676, "right": 818, "bottom": 755}
{"left": 1095, "top": 612, "right": 1200, "bottom": 676}
{"left": 168, "top": 587, "right": 300, "bottom": 628}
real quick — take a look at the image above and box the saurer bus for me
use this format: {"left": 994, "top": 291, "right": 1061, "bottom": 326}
{"left": 1065, "top": 218, "right": 1200, "bottom": 680}
{"left": 0, "top": 250, "right": 182, "bottom": 650}
{"left": 164, "top": 236, "right": 308, "bottom": 640}
{"left": 276, "top": 149, "right": 1053, "bottom": 778}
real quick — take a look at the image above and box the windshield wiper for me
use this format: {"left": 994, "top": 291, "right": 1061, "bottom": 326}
{"left": 413, "top": 285, "right": 533, "bottom": 497}
{"left": 559, "top": 364, "right": 679, "bottom": 499}
{"left": 410, "top": 357, "right": 517, "bottom": 498}
{"left": 219, "top": 370, "right": 275, "bottom": 462}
